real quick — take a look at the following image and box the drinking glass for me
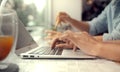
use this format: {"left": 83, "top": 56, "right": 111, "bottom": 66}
{"left": 0, "top": 8, "right": 18, "bottom": 70}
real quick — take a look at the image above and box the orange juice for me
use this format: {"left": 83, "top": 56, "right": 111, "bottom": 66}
{"left": 0, "top": 36, "right": 14, "bottom": 61}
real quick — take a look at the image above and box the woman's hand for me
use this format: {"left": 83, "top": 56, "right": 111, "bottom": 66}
{"left": 55, "top": 12, "right": 71, "bottom": 28}
{"left": 45, "top": 30, "right": 62, "bottom": 40}
{"left": 51, "top": 36, "right": 77, "bottom": 51}
{"left": 51, "top": 30, "right": 101, "bottom": 56}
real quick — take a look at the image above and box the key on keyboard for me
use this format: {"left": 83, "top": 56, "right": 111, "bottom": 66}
{"left": 29, "top": 47, "right": 59, "bottom": 55}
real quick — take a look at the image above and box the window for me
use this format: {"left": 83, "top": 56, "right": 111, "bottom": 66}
{"left": 5, "top": 0, "right": 51, "bottom": 26}
{"left": 4, "top": 0, "right": 52, "bottom": 42}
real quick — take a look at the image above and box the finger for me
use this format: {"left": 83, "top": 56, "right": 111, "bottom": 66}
{"left": 55, "top": 18, "right": 61, "bottom": 28}
{"left": 51, "top": 37, "right": 59, "bottom": 49}
{"left": 62, "top": 39, "right": 71, "bottom": 45}
{"left": 56, "top": 44, "right": 73, "bottom": 48}
{"left": 55, "top": 12, "right": 63, "bottom": 28}
{"left": 73, "top": 45, "right": 77, "bottom": 52}
{"left": 59, "top": 35, "right": 68, "bottom": 41}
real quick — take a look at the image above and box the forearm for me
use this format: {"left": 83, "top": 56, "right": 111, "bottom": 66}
{"left": 97, "top": 42, "right": 120, "bottom": 61}
{"left": 68, "top": 18, "right": 90, "bottom": 32}
{"left": 91, "top": 36, "right": 120, "bottom": 61}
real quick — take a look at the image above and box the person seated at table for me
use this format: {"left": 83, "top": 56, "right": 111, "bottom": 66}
{"left": 46, "top": 0, "right": 120, "bottom": 62}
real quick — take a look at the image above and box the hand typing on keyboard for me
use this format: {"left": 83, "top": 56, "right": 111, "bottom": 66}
{"left": 45, "top": 30, "right": 77, "bottom": 51}
{"left": 51, "top": 30, "right": 102, "bottom": 56}
{"left": 50, "top": 31, "right": 78, "bottom": 51}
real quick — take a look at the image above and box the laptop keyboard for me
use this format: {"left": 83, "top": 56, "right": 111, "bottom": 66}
{"left": 29, "top": 47, "right": 63, "bottom": 55}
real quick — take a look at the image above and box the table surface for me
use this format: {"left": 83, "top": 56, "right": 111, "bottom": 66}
{"left": 3, "top": 52, "right": 120, "bottom": 72}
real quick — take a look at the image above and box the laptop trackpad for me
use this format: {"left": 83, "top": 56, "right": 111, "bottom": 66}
{"left": 62, "top": 49, "right": 95, "bottom": 58}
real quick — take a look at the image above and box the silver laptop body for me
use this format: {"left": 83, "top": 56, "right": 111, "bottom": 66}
{"left": 15, "top": 20, "right": 96, "bottom": 59}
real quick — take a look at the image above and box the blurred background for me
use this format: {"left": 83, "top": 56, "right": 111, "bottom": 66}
{"left": 82, "top": 0, "right": 111, "bottom": 21}
{"left": 0, "top": 0, "right": 111, "bottom": 43}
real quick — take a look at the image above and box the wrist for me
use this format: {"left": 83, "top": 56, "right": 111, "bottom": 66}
{"left": 91, "top": 42, "right": 102, "bottom": 56}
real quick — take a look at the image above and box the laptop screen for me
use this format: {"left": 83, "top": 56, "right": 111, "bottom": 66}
{"left": 15, "top": 20, "right": 38, "bottom": 55}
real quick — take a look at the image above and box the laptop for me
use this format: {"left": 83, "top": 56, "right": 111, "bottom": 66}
{"left": 15, "top": 20, "right": 96, "bottom": 59}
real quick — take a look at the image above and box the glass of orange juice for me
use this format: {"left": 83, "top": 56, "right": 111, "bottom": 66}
{"left": 0, "top": 8, "right": 18, "bottom": 70}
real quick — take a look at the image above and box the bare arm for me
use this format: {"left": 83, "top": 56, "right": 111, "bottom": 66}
{"left": 75, "top": 33, "right": 120, "bottom": 61}
{"left": 67, "top": 18, "right": 90, "bottom": 32}
{"left": 97, "top": 41, "right": 120, "bottom": 61}
{"left": 56, "top": 12, "right": 90, "bottom": 32}
{"left": 52, "top": 31, "right": 120, "bottom": 62}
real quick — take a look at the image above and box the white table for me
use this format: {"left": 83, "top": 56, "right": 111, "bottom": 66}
{"left": 4, "top": 53, "right": 120, "bottom": 72}
{"left": 5, "top": 29, "right": 120, "bottom": 72}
